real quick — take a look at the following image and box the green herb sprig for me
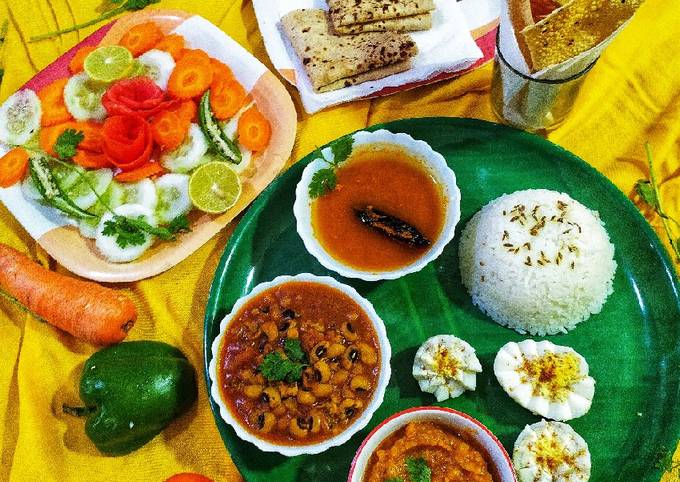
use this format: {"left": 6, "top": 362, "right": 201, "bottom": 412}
{"left": 258, "top": 338, "right": 308, "bottom": 383}
{"left": 30, "top": 0, "right": 160, "bottom": 42}
{"left": 383, "top": 457, "right": 431, "bottom": 482}
{"left": 102, "top": 214, "right": 190, "bottom": 249}
{"left": 54, "top": 129, "right": 84, "bottom": 160}
{"left": 308, "top": 136, "right": 354, "bottom": 199}
{"left": 635, "top": 143, "right": 680, "bottom": 262}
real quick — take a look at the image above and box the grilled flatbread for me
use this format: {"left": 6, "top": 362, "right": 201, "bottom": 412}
{"left": 333, "top": 13, "right": 432, "bottom": 34}
{"left": 281, "top": 9, "right": 418, "bottom": 93}
{"left": 513, "top": 0, "right": 643, "bottom": 71}
{"left": 328, "top": 0, "right": 435, "bottom": 28}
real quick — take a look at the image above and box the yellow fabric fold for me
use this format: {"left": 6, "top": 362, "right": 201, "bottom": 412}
{"left": 0, "top": 0, "right": 677, "bottom": 481}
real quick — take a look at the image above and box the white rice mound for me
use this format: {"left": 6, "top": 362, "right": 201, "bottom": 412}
{"left": 459, "top": 189, "right": 616, "bottom": 336}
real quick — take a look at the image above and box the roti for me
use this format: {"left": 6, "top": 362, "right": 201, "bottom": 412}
{"left": 328, "top": 0, "right": 435, "bottom": 28}
{"left": 512, "top": 0, "right": 643, "bottom": 71}
{"left": 333, "top": 13, "right": 432, "bottom": 34}
{"left": 281, "top": 9, "right": 418, "bottom": 93}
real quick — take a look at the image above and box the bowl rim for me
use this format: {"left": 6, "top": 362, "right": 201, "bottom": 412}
{"left": 293, "top": 129, "right": 461, "bottom": 281}
{"left": 347, "top": 405, "right": 517, "bottom": 482}
{"left": 208, "top": 273, "right": 392, "bottom": 457}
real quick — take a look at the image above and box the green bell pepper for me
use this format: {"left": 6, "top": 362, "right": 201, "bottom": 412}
{"left": 64, "top": 341, "right": 197, "bottom": 455}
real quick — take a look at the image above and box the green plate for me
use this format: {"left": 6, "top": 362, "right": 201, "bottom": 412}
{"left": 204, "top": 117, "right": 680, "bottom": 481}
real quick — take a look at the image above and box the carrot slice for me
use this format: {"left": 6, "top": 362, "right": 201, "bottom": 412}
{"left": 153, "top": 34, "right": 185, "bottom": 61}
{"left": 69, "top": 46, "right": 95, "bottom": 74}
{"left": 150, "top": 110, "right": 189, "bottom": 151}
{"left": 210, "top": 58, "right": 233, "bottom": 86}
{"left": 179, "top": 49, "right": 211, "bottom": 65}
{"left": 74, "top": 121, "right": 103, "bottom": 152}
{"left": 38, "top": 79, "right": 73, "bottom": 127}
{"left": 39, "top": 122, "right": 76, "bottom": 157}
{"left": 211, "top": 78, "right": 247, "bottom": 120}
{"left": 73, "top": 150, "right": 111, "bottom": 169}
{"left": 0, "top": 148, "right": 29, "bottom": 187}
{"left": 169, "top": 99, "right": 198, "bottom": 124}
{"left": 119, "top": 22, "right": 164, "bottom": 57}
{"left": 167, "top": 58, "right": 214, "bottom": 99}
{"left": 237, "top": 106, "right": 271, "bottom": 152}
{"left": 114, "top": 162, "right": 165, "bottom": 183}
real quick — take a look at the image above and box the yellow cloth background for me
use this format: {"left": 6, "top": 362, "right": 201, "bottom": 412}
{"left": 0, "top": 0, "right": 678, "bottom": 480}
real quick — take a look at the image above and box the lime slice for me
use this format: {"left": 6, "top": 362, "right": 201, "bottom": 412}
{"left": 84, "top": 46, "right": 134, "bottom": 82}
{"left": 189, "top": 162, "right": 242, "bottom": 214}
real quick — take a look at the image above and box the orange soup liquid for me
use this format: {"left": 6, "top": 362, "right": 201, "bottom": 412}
{"left": 312, "top": 149, "right": 445, "bottom": 272}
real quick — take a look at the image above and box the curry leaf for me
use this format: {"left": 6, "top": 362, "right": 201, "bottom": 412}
{"left": 385, "top": 479, "right": 404, "bottom": 482}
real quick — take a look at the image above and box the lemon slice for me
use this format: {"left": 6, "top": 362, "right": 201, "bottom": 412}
{"left": 84, "top": 46, "right": 134, "bottom": 82}
{"left": 189, "top": 162, "right": 242, "bottom": 214}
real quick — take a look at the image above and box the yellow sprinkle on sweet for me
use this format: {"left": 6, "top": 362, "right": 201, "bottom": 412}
{"left": 434, "top": 347, "right": 459, "bottom": 378}
{"left": 529, "top": 430, "right": 581, "bottom": 473}
{"left": 518, "top": 352, "right": 583, "bottom": 402}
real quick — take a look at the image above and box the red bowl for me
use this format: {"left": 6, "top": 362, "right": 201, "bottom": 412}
{"left": 348, "top": 406, "right": 517, "bottom": 482}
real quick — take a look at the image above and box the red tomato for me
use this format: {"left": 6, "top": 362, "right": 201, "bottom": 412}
{"left": 102, "top": 76, "right": 177, "bottom": 118}
{"left": 164, "top": 473, "right": 214, "bottom": 482}
{"left": 102, "top": 114, "right": 153, "bottom": 170}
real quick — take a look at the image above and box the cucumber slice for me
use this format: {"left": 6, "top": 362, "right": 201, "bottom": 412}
{"left": 95, "top": 204, "right": 156, "bottom": 263}
{"left": 64, "top": 168, "right": 113, "bottom": 210}
{"left": 78, "top": 181, "right": 129, "bottom": 239}
{"left": 0, "top": 90, "right": 41, "bottom": 145}
{"left": 160, "top": 123, "right": 209, "bottom": 173}
{"left": 64, "top": 72, "right": 107, "bottom": 121}
{"left": 137, "top": 49, "right": 175, "bottom": 91}
{"left": 155, "top": 173, "right": 191, "bottom": 224}
{"left": 199, "top": 91, "right": 241, "bottom": 164}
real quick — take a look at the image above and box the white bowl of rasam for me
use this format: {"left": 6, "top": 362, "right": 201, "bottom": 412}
{"left": 294, "top": 129, "right": 460, "bottom": 281}
{"left": 208, "top": 273, "right": 391, "bottom": 456}
{"left": 348, "top": 406, "right": 517, "bottom": 482}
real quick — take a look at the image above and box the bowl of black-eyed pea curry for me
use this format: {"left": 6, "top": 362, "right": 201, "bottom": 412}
{"left": 208, "top": 273, "right": 392, "bottom": 456}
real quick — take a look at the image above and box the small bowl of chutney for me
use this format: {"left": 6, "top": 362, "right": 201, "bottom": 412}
{"left": 294, "top": 129, "right": 460, "bottom": 281}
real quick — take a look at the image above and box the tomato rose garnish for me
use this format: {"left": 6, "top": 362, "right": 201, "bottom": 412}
{"left": 102, "top": 114, "right": 153, "bottom": 171}
{"left": 102, "top": 77, "right": 177, "bottom": 118}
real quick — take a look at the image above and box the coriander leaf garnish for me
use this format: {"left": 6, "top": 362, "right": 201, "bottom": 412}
{"left": 635, "top": 143, "right": 680, "bottom": 262}
{"left": 308, "top": 135, "right": 354, "bottom": 199}
{"left": 405, "top": 457, "right": 431, "bottom": 482}
{"left": 29, "top": 0, "right": 160, "bottom": 42}
{"left": 284, "top": 338, "right": 307, "bottom": 364}
{"left": 385, "top": 478, "right": 404, "bottom": 482}
{"left": 54, "top": 129, "right": 84, "bottom": 160}
{"left": 167, "top": 214, "right": 191, "bottom": 235}
{"left": 258, "top": 351, "right": 306, "bottom": 383}
{"left": 102, "top": 215, "right": 187, "bottom": 248}
{"left": 309, "top": 168, "right": 337, "bottom": 199}
{"left": 330, "top": 135, "right": 354, "bottom": 165}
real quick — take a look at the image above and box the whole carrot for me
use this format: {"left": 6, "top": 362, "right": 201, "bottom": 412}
{"left": 0, "top": 244, "right": 136, "bottom": 345}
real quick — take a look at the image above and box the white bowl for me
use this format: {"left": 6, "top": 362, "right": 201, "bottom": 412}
{"left": 208, "top": 273, "right": 392, "bottom": 457}
{"left": 294, "top": 129, "right": 461, "bottom": 281}
{"left": 348, "top": 406, "right": 517, "bottom": 482}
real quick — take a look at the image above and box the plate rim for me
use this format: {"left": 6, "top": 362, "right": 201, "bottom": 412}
{"left": 203, "top": 116, "right": 680, "bottom": 480}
